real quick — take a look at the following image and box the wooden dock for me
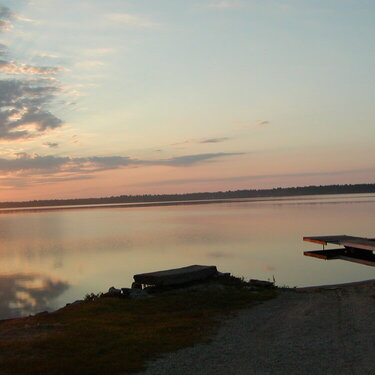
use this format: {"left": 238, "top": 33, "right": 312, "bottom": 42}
{"left": 303, "top": 235, "right": 375, "bottom": 267}
{"left": 134, "top": 265, "right": 218, "bottom": 287}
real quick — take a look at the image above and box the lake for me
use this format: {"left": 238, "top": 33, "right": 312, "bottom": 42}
{"left": 1, "top": 193, "right": 374, "bottom": 319}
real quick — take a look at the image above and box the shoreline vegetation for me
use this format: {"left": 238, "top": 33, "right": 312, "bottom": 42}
{"left": 1, "top": 183, "right": 375, "bottom": 210}
{"left": 0, "top": 276, "right": 373, "bottom": 375}
{"left": 0, "top": 275, "right": 276, "bottom": 375}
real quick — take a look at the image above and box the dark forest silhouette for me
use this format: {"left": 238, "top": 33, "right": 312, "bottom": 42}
{"left": 1, "top": 183, "right": 375, "bottom": 209}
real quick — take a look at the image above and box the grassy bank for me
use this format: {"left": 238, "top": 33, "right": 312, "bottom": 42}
{"left": 0, "top": 278, "right": 276, "bottom": 375}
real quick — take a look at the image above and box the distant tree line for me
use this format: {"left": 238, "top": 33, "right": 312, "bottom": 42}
{"left": 1, "top": 183, "right": 375, "bottom": 209}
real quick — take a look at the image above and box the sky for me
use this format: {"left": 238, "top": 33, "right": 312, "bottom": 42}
{"left": 0, "top": 0, "right": 374, "bottom": 201}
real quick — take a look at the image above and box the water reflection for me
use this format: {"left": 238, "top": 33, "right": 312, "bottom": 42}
{"left": 0, "top": 194, "right": 374, "bottom": 320}
{"left": 0, "top": 273, "right": 69, "bottom": 319}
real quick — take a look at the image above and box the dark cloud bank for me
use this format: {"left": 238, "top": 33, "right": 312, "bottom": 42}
{"left": 0, "top": 152, "right": 242, "bottom": 175}
{"left": 0, "top": 6, "right": 64, "bottom": 141}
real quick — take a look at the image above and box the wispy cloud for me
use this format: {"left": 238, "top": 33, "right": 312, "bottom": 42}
{"left": 171, "top": 136, "right": 232, "bottom": 146}
{"left": 155, "top": 152, "right": 241, "bottom": 166}
{"left": 0, "top": 60, "right": 64, "bottom": 75}
{"left": 199, "top": 137, "right": 231, "bottom": 144}
{"left": 255, "top": 120, "right": 270, "bottom": 126}
{"left": 13, "top": 14, "right": 39, "bottom": 25}
{"left": 42, "top": 142, "right": 59, "bottom": 148}
{"left": 35, "top": 53, "right": 61, "bottom": 59}
{"left": 106, "top": 13, "right": 157, "bottom": 29}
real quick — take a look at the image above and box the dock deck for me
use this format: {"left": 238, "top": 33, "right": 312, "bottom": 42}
{"left": 134, "top": 265, "right": 218, "bottom": 286}
{"left": 303, "top": 235, "right": 375, "bottom": 267}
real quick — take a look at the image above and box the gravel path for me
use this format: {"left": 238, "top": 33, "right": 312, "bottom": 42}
{"left": 139, "top": 280, "right": 375, "bottom": 375}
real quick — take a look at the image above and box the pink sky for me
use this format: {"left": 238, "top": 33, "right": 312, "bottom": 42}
{"left": 1, "top": 1, "right": 375, "bottom": 201}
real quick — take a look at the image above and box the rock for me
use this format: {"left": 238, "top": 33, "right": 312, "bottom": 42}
{"left": 121, "top": 288, "right": 131, "bottom": 297}
{"left": 71, "top": 299, "right": 84, "bottom": 305}
{"left": 108, "top": 286, "right": 122, "bottom": 296}
{"left": 131, "top": 282, "right": 142, "bottom": 289}
{"left": 216, "top": 272, "right": 231, "bottom": 278}
{"left": 245, "top": 286, "right": 259, "bottom": 292}
{"left": 129, "top": 288, "right": 149, "bottom": 299}
{"left": 249, "top": 279, "right": 274, "bottom": 287}
{"left": 66, "top": 298, "right": 86, "bottom": 305}
{"left": 35, "top": 311, "right": 49, "bottom": 316}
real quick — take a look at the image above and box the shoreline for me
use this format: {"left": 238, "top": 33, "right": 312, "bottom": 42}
{"left": 1, "top": 278, "right": 374, "bottom": 323}
{"left": 1, "top": 191, "right": 375, "bottom": 214}
{"left": 0, "top": 276, "right": 373, "bottom": 374}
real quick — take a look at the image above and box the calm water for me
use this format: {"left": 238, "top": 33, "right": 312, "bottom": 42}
{"left": 1, "top": 193, "right": 374, "bottom": 319}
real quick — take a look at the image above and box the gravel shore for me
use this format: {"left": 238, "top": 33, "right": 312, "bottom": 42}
{"left": 139, "top": 279, "right": 375, "bottom": 375}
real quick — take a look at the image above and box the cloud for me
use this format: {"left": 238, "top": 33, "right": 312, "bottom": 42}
{"left": 0, "top": 6, "right": 13, "bottom": 32}
{"left": 155, "top": 152, "right": 242, "bottom": 166}
{"left": 35, "top": 52, "right": 61, "bottom": 59}
{"left": 0, "top": 43, "right": 7, "bottom": 56}
{"left": 0, "top": 79, "right": 63, "bottom": 140}
{"left": 171, "top": 137, "right": 231, "bottom": 146}
{"left": 200, "top": 137, "right": 231, "bottom": 144}
{"left": 106, "top": 13, "right": 156, "bottom": 28}
{"left": 0, "top": 152, "right": 242, "bottom": 177}
{"left": 33, "top": 174, "right": 94, "bottom": 184}
{"left": 255, "top": 120, "right": 270, "bottom": 126}
{"left": 43, "top": 142, "right": 59, "bottom": 148}
{"left": 0, "top": 173, "right": 95, "bottom": 189}
{"left": 0, "top": 175, "right": 29, "bottom": 189}
{"left": 0, "top": 60, "right": 63, "bottom": 75}
{"left": 170, "top": 139, "right": 192, "bottom": 146}
{"left": 0, "top": 7, "right": 65, "bottom": 141}
{"left": 0, "top": 153, "right": 69, "bottom": 173}
{"left": 13, "top": 14, "right": 38, "bottom": 24}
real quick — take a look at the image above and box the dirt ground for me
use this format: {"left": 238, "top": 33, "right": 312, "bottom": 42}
{"left": 139, "top": 280, "right": 375, "bottom": 375}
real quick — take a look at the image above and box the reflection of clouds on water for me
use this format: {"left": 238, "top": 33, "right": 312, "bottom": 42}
{"left": 263, "top": 265, "right": 276, "bottom": 271}
{"left": 0, "top": 236, "right": 134, "bottom": 255}
{"left": 0, "top": 273, "right": 69, "bottom": 319}
{"left": 0, "top": 236, "right": 134, "bottom": 271}
{"left": 207, "top": 251, "right": 233, "bottom": 258}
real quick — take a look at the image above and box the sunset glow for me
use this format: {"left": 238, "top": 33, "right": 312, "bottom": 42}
{"left": 1, "top": 1, "right": 374, "bottom": 201}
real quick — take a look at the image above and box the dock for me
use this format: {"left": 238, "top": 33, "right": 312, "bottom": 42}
{"left": 303, "top": 235, "right": 375, "bottom": 267}
{"left": 133, "top": 265, "right": 218, "bottom": 287}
